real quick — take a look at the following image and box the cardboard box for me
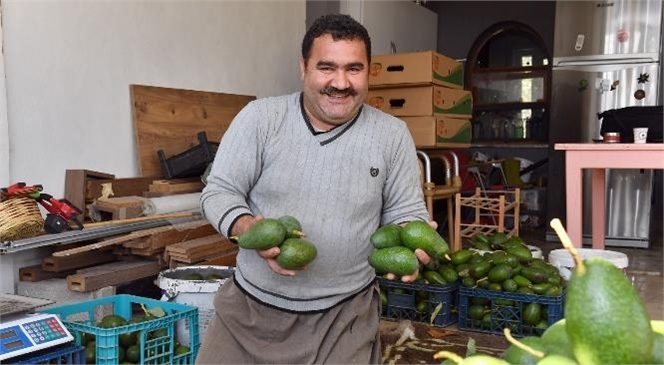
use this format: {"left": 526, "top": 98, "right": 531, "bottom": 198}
{"left": 369, "top": 51, "right": 464, "bottom": 89}
{"left": 400, "top": 116, "right": 471, "bottom": 148}
{"left": 399, "top": 116, "right": 437, "bottom": 148}
{"left": 366, "top": 85, "right": 472, "bottom": 118}
{"left": 436, "top": 116, "right": 472, "bottom": 147}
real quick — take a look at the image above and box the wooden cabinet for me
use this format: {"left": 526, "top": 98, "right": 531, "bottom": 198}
{"left": 465, "top": 22, "right": 551, "bottom": 144}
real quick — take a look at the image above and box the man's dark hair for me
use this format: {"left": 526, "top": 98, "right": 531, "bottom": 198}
{"left": 302, "top": 14, "right": 371, "bottom": 66}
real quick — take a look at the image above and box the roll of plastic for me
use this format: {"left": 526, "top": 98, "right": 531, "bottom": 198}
{"left": 143, "top": 193, "right": 201, "bottom": 216}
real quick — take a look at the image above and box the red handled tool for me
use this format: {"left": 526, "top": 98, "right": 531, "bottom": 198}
{"left": 0, "top": 182, "right": 43, "bottom": 201}
{"left": 35, "top": 193, "right": 84, "bottom": 234}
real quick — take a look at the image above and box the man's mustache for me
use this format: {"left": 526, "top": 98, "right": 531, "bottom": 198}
{"left": 320, "top": 86, "right": 357, "bottom": 97}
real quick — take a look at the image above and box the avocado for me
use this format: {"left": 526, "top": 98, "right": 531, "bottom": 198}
{"left": 652, "top": 331, "right": 664, "bottom": 364}
{"left": 100, "top": 314, "right": 127, "bottom": 328}
{"left": 487, "top": 263, "right": 513, "bottom": 283}
{"left": 536, "top": 354, "right": 578, "bottom": 365}
{"left": 400, "top": 220, "right": 450, "bottom": 259}
{"left": 233, "top": 218, "right": 286, "bottom": 250}
{"left": 370, "top": 224, "right": 403, "bottom": 249}
{"left": 565, "top": 257, "right": 654, "bottom": 365}
{"left": 522, "top": 303, "right": 542, "bottom": 326}
{"left": 540, "top": 319, "right": 574, "bottom": 358}
{"left": 275, "top": 238, "right": 318, "bottom": 270}
{"left": 422, "top": 270, "right": 446, "bottom": 285}
{"left": 277, "top": 215, "right": 305, "bottom": 238}
{"left": 368, "top": 246, "right": 419, "bottom": 277}
{"left": 501, "top": 336, "right": 546, "bottom": 365}
{"left": 450, "top": 249, "right": 473, "bottom": 265}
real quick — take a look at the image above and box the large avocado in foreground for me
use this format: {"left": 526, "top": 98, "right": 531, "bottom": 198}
{"left": 368, "top": 246, "right": 419, "bottom": 277}
{"left": 400, "top": 220, "right": 449, "bottom": 259}
{"left": 565, "top": 257, "right": 653, "bottom": 365}
{"left": 275, "top": 238, "right": 318, "bottom": 270}
{"left": 233, "top": 218, "right": 286, "bottom": 250}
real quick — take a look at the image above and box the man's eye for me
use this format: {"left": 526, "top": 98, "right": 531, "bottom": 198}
{"left": 319, "top": 66, "right": 335, "bottom": 73}
{"left": 348, "top": 67, "right": 363, "bottom": 74}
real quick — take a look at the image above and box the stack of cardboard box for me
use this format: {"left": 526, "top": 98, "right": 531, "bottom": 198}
{"left": 366, "top": 51, "right": 472, "bottom": 148}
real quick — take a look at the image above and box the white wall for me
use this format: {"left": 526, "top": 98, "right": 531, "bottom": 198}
{"left": 1, "top": 0, "right": 306, "bottom": 196}
{"left": 341, "top": 0, "right": 437, "bottom": 55}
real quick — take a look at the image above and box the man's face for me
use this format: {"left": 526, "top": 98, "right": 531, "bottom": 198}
{"left": 299, "top": 34, "right": 369, "bottom": 130}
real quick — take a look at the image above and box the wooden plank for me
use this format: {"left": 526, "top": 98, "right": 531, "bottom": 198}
{"left": 67, "top": 260, "right": 161, "bottom": 292}
{"left": 165, "top": 235, "right": 225, "bottom": 255}
{"left": 148, "top": 179, "right": 204, "bottom": 194}
{"left": 53, "top": 215, "right": 204, "bottom": 257}
{"left": 42, "top": 250, "right": 116, "bottom": 272}
{"left": 19, "top": 265, "right": 72, "bottom": 282}
{"left": 131, "top": 84, "right": 255, "bottom": 177}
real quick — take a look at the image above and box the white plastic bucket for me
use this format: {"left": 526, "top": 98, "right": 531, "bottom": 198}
{"left": 156, "top": 265, "right": 234, "bottom": 346}
{"left": 548, "top": 248, "right": 628, "bottom": 281}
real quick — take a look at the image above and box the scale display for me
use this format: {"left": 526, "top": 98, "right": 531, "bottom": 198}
{"left": 0, "top": 313, "right": 73, "bottom": 360}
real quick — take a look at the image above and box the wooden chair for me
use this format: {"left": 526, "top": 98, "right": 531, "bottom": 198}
{"left": 416, "top": 150, "right": 462, "bottom": 252}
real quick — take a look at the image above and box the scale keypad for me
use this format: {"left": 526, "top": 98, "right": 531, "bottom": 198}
{"left": 23, "top": 318, "right": 67, "bottom": 344}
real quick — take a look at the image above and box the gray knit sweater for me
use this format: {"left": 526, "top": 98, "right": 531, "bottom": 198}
{"left": 200, "top": 92, "right": 429, "bottom": 312}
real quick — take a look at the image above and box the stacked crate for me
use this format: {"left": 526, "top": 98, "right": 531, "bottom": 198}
{"left": 366, "top": 51, "right": 472, "bottom": 148}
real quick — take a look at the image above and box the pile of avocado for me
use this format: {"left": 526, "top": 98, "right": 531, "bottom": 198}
{"left": 231, "top": 215, "right": 317, "bottom": 270}
{"left": 368, "top": 220, "right": 451, "bottom": 277}
{"left": 433, "top": 219, "right": 664, "bottom": 365}
{"left": 80, "top": 310, "right": 190, "bottom": 364}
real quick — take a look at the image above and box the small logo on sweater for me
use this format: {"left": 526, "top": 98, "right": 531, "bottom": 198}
{"left": 370, "top": 167, "right": 379, "bottom": 177}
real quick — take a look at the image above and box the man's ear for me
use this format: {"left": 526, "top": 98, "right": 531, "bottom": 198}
{"left": 299, "top": 58, "right": 306, "bottom": 80}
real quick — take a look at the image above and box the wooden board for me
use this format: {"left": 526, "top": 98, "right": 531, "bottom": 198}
{"left": 67, "top": 260, "right": 161, "bottom": 292}
{"left": 131, "top": 84, "right": 255, "bottom": 177}
{"left": 42, "top": 250, "right": 116, "bottom": 272}
{"left": 19, "top": 265, "right": 72, "bottom": 282}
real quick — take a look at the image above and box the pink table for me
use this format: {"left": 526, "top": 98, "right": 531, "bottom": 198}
{"left": 554, "top": 143, "right": 664, "bottom": 249}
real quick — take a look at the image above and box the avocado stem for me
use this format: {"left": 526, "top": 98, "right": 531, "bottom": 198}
{"left": 292, "top": 230, "right": 306, "bottom": 238}
{"left": 549, "top": 218, "right": 585, "bottom": 275}
{"left": 433, "top": 350, "right": 463, "bottom": 363}
{"left": 503, "top": 328, "right": 545, "bottom": 358}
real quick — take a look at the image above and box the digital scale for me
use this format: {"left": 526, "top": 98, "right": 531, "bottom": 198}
{"left": 0, "top": 294, "right": 73, "bottom": 361}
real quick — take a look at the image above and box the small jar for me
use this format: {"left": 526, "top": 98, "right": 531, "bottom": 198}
{"left": 603, "top": 132, "right": 621, "bottom": 143}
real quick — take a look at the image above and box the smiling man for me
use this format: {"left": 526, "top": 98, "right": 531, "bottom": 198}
{"left": 197, "top": 14, "right": 430, "bottom": 364}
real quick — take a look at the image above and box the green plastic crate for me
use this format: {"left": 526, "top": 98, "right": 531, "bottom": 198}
{"left": 41, "top": 294, "right": 199, "bottom": 364}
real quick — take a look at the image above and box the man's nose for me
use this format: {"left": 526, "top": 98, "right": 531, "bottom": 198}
{"left": 331, "top": 69, "right": 351, "bottom": 90}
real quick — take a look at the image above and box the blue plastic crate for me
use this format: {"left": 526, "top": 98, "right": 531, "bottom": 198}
{"left": 378, "top": 278, "right": 458, "bottom": 327}
{"left": 41, "top": 294, "right": 199, "bottom": 365}
{"left": 457, "top": 286, "right": 565, "bottom": 337}
{"left": 11, "top": 344, "right": 85, "bottom": 364}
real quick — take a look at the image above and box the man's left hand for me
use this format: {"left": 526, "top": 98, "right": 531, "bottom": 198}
{"left": 384, "top": 248, "right": 430, "bottom": 283}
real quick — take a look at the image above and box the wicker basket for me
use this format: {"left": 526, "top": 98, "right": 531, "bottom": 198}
{"left": 0, "top": 197, "right": 44, "bottom": 241}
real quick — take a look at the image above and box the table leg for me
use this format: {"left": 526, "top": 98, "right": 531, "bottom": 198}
{"left": 591, "top": 169, "right": 606, "bottom": 249}
{"left": 565, "top": 156, "right": 584, "bottom": 247}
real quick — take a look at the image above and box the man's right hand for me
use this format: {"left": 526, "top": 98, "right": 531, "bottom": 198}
{"left": 231, "top": 214, "right": 296, "bottom": 276}
{"left": 257, "top": 246, "right": 296, "bottom": 276}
